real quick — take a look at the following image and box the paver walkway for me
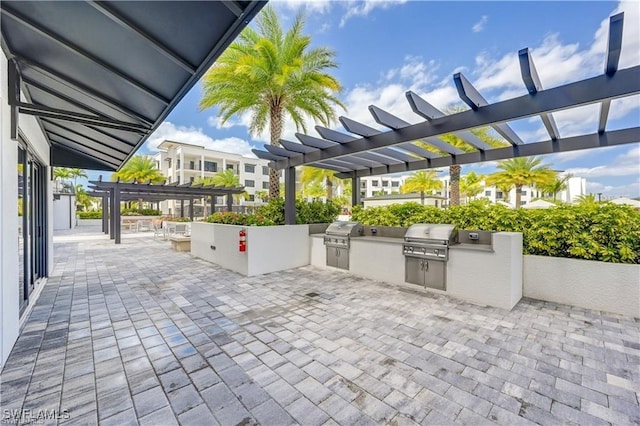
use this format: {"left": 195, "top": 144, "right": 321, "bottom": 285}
{"left": 1, "top": 228, "right": 639, "bottom": 425}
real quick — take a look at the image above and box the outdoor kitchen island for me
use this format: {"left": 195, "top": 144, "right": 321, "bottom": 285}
{"left": 310, "top": 228, "right": 523, "bottom": 310}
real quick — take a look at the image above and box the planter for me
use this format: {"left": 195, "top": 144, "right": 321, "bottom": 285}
{"left": 524, "top": 255, "right": 640, "bottom": 317}
{"left": 191, "top": 223, "right": 310, "bottom": 276}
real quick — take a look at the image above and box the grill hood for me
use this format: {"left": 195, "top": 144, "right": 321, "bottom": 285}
{"left": 404, "top": 224, "right": 457, "bottom": 244}
{"left": 325, "top": 221, "right": 363, "bottom": 237}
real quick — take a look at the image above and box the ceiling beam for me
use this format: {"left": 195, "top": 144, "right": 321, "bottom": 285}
{"left": 88, "top": 2, "right": 197, "bottom": 74}
{"left": 600, "top": 12, "right": 624, "bottom": 132}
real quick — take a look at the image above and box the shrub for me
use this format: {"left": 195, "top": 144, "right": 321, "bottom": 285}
{"left": 205, "top": 199, "right": 341, "bottom": 226}
{"left": 78, "top": 211, "right": 102, "bottom": 219}
{"left": 121, "top": 208, "right": 160, "bottom": 216}
{"left": 351, "top": 201, "right": 640, "bottom": 264}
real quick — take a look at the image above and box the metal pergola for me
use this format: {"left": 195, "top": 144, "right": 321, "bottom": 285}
{"left": 89, "top": 178, "right": 245, "bottom": 244}
{"left": 253, "top": 13, "right": 639, "bottom": 224}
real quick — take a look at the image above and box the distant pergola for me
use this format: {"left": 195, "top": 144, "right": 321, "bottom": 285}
{"left": 89, "top": 178, "right": 245, "bottom": 244}
{"left": 253, "top": 13, "right": 639, "bottom": 224}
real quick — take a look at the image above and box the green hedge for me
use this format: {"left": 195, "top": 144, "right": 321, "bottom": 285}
{"left": 205, "top": 199, "right": 341, "bottom": 226}
{"left": 78, "top": 211, "right": 102, "bottom": 219}
{"left": 351, "top": 201, "right": 640, "bottom": 264}
{"left": 121, "top": 208, "right": 161, "bottom": 216}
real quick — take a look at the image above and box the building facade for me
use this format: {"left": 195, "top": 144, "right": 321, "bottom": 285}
{"left": 358, "top": 173, "right": 586, "bottom": 207}
{"left": 153, "top": 141, "right": 281, "bottom": 216}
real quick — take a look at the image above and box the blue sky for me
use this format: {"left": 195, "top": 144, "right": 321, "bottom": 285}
{"left": 96, "top": 0, "right": 639, "bottom": 198}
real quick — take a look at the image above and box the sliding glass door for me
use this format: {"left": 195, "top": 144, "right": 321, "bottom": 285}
{"left": 18, "top": 140, "right": 48, "bottom": 317}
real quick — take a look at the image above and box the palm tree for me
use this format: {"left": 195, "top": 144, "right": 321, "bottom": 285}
{"left": 486, "top": 157, "right": 556, "bottom": 208}
{"left": 416, "top": 126, "right": 507, "bottom": 206}
{"left": 199, "top": 6, "right": 345, "bottom": 199}
{"left": 538, "top": 174, "right": 571, "bottom": 202}
{"left": 459, "top": 171, "right": 484, "bottom": 202}
{"left": 301, "top": 181, "right": 326, "bottom": 199}
{"left": 112, "top": 155, "right": 164, "bottom": 210}
{"left": 212, "top": 168, "right": 241, "bottom": 188}
{"left": 300, "top": 166, "right": 338, "bottom": 200}
{"left": 112, "top": 155, "right": 164, "bottom": 183}
{"left": 68, "top": 168, "right": 88, "bottom": 189}
{"left": 400, "top": 170, "right": 442, "bottom": 205}
{"left": 575, "top": 193, "right": 599, "bottom": 206}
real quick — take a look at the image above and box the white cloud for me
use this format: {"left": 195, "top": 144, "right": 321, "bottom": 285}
{"left": 586, "top": 180, "right": 639, "bottom": 198}
{"left": 145, "top": 122, "right": 258, "bottom": 158}
{"left": 472, "top": 15, "right": 488, "bottom": 33}
{"left": 564, "top": 145, "right": 640, "bottom": 178}
{"left": 339, "top": 0, "right": 407, "bottom": 28}
{"left": 206, "top": 115, "right": 247, "bottom": 130}
{"left": 271, "top": 0, "right": 332, "bottom": 15}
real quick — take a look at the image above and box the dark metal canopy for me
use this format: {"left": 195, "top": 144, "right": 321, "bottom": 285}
{"left": 253, "top": 13, "right": 639, "bottom": 214}
{"left": 2, "top": 0, "right": 266, "bottom": 170}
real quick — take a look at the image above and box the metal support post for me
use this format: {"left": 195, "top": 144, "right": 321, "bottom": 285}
{"left": 189, "top": 198, "right": 194, "bottom": 221}
{"left": 351, "top": 174, "right": 361, "bottom": 207}
{"left": 114, "top": 186, "right": 121, "bottom": 244}
{"left": 285, "top": 167, "right": 296, "bottom": 225}
{"left": 102, "top": 194, "right": 109, "bottom": 234}
{"left": 180, "top": 200, "right": 184, "bottom": 217}
{"left": 226, "top": 194, "right": 233, "bottom": 212}
{"left": 109, "top": 188, "right": 115, "bottom": 240}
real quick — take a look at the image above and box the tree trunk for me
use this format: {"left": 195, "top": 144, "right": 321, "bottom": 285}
{"left": 326, "top": 176, "right": 333, "bottom": 200}
{"left": 449, "top": 165, "right": 461, "bottom": 206}
{"left": 268, "top": 104, "right": 284, "bottom": 199}
{"left": 420, "top": 191, "right": 425, "bottom": 205}
{"left": 515, "top": 185, "right": 523, "bottom": 208}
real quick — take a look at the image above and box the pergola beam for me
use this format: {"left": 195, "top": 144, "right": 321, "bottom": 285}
{"left": 405, "top": 91, "right": 492, "bottom": 151}
{"left": 335, "top": 127, "right": 640, "bottom": 178}
{"left": 600, "top": 12, "right": 624, "bottom": 133}
{"left": 454, "top": 72, "right": 524, "bottom": 145}
{"left": 271, "top": 66, "right": 640, "bottom": 170}
{"left": 518, "top": 48, "right": 560, "bottom": 141}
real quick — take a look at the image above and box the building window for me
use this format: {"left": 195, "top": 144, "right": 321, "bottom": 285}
{"left": 521, "top": 190, "right": 527, "bottom": 196}
{"left": 372, "top": 181, "right": 378, "bottom": 187}
{"left": 361, "top": 181, "right": 367, "bottom": 188}
{"left": 247, "top": 195, "right": 255, "bottom": 202}
{"left": 262, "top": 181, "right": 269, "bottom": 189}
{"left": 226, "top": 164, "right": 235, "bottom": 171}
{"left": 177, "top": 159, "right": 180, "bottom": 169}
{"left": 189, "top": 160, "right": 195, "bottom": 170}
{"left": 391, "top": 181, "right": 399, "bottom": 187}
{"left": 496, "top": 191, "right": 503, "bottom": 199}
{"left": 245, "top": 180, "right": 255, "bottom": 188}
{"left": 521, "top": 200, "right": 527, "bottom": 205}
{"left": 382, "top": 181, "right": 389, "bottom": 187}
{"left": 262, "top": 166, "right": 269, "bottom": 175}
{"left": 204, "top": 161, "right": 217, "bottom": 172}
{"left": 190, "top": 176, "right": 194, "bottom": 183}
{"left": 244, "top": 164, "right": 255, "bottom": 173}
{"left": 485, "top": 190, "right": 492, "bottom": 196}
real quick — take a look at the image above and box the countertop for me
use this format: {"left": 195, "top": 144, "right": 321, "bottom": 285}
{"left": 312, "top": 233, "right": 494, "bottom": 251}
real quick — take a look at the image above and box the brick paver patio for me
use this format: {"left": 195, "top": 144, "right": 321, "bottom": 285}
{"left": 1, "top": 227, "right": 638, "bottom": 425}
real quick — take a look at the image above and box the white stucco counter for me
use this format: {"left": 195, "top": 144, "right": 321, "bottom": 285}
{"left": 311, "top": 232, "right": 523, "bottom": 310}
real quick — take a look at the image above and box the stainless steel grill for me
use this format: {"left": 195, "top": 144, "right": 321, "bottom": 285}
{"left": 403, "top": 224, "right": 457, "bottom": 290}
{"left": 324, "top": 221, "right": 363, "bottom": 269}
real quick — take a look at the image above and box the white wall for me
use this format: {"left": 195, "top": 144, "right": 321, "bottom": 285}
{"left": 1, "top": 52, "right": 54, "bottom": 368}
{"left": 524, "top": 256, "right": 639, "bottom": 317}
{"left": 53, "top": 194, "right": 76, "bottom": 230}
{"left": 191, "top": 223, "right": 310, "bottom": 276}
{"left": 1, "top": 50, "right": 19, "bottom": 369}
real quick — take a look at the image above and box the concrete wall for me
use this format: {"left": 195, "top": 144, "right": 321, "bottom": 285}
{"left": 53, "top": 194, "right": 76, "bottom": 230}
{"left": 1, "top": 52, "right": 53, "bottom": 368}
{"left": 311, "top": 233, "right": 523, "bottom": 311}
{"left": 191, "top": 223, "right": 310, "bottom": 276}
{"left": 524, "top": 256, "right": 640, "bottom": 317}
{"left": 448, "top": 233, "right": 523, "bottom": 310}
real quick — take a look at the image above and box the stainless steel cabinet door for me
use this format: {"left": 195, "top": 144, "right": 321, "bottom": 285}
{"left": 336, "top": 248, "right": 349, "bottom": 270}
{"left": 405, "top": 257, "right": 425, "bottom": 286}
{"left": 326, "top": 247, "right": 339, "bottom": 268}
{"left": 425, "top": 260, "right": 446, "bottom": 290}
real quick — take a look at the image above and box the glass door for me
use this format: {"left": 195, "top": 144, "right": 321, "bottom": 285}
{"left": 18, "top": 141, "right": 48, "bottom": 317}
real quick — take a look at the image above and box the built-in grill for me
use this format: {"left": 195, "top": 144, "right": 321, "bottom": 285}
{"left": 403, "top": 224, "right": 457, "bottom": 290}
{"left": 324, "top": 221, "right": 363, "bottom": 270}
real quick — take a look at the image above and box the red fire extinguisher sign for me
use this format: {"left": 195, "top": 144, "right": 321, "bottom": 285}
{"left": 239, "top": 229, "right": 247, "bottom": 252}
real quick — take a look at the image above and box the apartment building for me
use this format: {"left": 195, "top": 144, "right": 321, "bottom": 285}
{"left": 358, "top": 172, "right": 585, "bottom": 207}
{"left": 153, "top": 140, "right": 279, "bottom": 215}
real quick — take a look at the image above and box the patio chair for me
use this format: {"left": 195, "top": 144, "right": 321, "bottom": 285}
{"left": 137, "top": 219, "right": 151, "bottom": 232}
{"left": 152, "top": 220, "right": 163, "bottom": 239}
{"left": 173, "top": 223, "right": 188, "bottom": 237}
